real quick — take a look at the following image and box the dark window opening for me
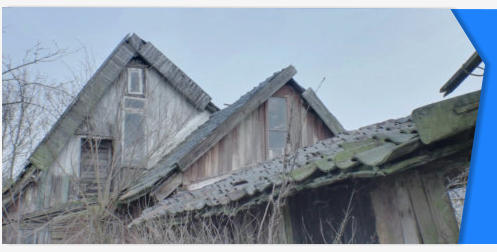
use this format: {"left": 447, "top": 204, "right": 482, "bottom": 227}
{"left": 79, "top": 138, "right": 113, "bottom": 198}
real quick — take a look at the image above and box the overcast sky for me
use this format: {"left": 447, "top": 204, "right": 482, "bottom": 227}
{"left": 2, "top": 8, "right": 482, "bottom": 130}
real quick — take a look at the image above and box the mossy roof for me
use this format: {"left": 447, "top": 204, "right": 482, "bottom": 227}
{"left": 130, "top": 90, "right": 479, "bottom": 227}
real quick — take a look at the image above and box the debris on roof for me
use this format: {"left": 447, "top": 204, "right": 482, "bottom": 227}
{"left": 129, "top": 90, "right": 478, "bottom": 227}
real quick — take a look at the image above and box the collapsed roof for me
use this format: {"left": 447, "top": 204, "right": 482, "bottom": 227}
{"left": 129, "top": 90, "right": 479, "bottom": 227}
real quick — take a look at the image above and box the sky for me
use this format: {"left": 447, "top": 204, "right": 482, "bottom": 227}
{"left": 2, "top": 8, "right": 483, "bottom": 130}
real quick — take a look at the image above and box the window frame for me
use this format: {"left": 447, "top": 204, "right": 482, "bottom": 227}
{"left": 127, "top": 67, "right": 145, "bottom": 96}
{"left": 78, "top": 137, "right": 113, "bottom": 197}
{"left": 123, "top": 96, "right": 146, "bottom": 112}
{"left": 121, "top": 109, "right": 147, "bottom": 167}
{"left": 266, "top": 96, "right": 289, "bottom": 159}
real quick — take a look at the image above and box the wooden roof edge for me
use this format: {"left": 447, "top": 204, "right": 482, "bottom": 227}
{"left": 302, "top": 87, "right": 346, "bottom": 135}
{"left": 133, "top": 34, "right": 212, "bottom": 110}
{"left": 176, "top": 65, "right": 297, "bottom": 171}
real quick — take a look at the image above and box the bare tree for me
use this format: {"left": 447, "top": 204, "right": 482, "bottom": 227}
{"left": 2, "top": 40, "right": 88, "bottom": 186}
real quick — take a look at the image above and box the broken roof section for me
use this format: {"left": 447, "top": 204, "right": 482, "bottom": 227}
{"left": 119, "top": 66, "right": 345, "bottom": 202}
{"left": 129, "top": 90, "right": 479, "bottom": 227}
{"left": 4, "top": 33, "right": 215, "bottom": 201}
{"left": 440, "top": 51, "right": 482, "bottom": 97}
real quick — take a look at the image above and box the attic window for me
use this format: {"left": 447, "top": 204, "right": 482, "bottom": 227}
{"left": 127, "top": 68, "right": 144, "bottom": 95}
{"left": 267, "top": 97, "right": 288, "bottom": 159}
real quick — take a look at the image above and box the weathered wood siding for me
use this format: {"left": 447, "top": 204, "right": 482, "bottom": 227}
{"left": 11, "top": 58, "right": 210, "bottom": 216}
{"left": 283, "top": 157, "right": 462, "bottom": 244}
{"left": 184, "top": 84, "right": 333, "bottom": 184}
{"left": 288, "top": 182, "right": 379, "bottom": 244}
{"left": 370, "top": 161, "right": 460, "bottom": 244}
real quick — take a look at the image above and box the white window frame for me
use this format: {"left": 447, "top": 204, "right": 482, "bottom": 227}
{"left": 266, "top": 97, "right": 288, "bottom": 159}
{"left": 127, "top": 67, "right": 144, "bottom": 95}
{"left": 123, "top": 96, "right": 146, "bottom": 112}
{"left": 121, "top": 109, "right": 148, "bottom": 167}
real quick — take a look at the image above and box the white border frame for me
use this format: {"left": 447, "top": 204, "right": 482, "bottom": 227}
{"left": 127, "top": 67, "right": 144, "bottom": 96}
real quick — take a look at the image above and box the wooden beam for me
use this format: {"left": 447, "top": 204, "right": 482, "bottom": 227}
{"left": 302, "top": 88, "right": 345, "bottom": 136}
{"left": 150, "top": 173, "right": 183, "bottom": 201}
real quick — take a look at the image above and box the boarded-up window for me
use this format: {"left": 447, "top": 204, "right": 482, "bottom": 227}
{"left": 122, "top": 111, "right": 146, "bottom": 167}
{"left": 267, "top": 97, "right": 288, "bottom": 159}
{"left": 127, "top": 68, "right": 144, "bottom": 95}
{"left": 80, "top": 139, "right": 112, "bottom": 197}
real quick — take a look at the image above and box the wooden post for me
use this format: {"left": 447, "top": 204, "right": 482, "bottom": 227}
{"left": 277, "top": 202, "right": 294, "bottom": 243}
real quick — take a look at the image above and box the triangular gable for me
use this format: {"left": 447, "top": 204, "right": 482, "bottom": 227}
{"left": 119, "top": 65, "right": 345, "bottom": 202}
{"left": 4, "top": 33, "right": 214, "bottom": 201}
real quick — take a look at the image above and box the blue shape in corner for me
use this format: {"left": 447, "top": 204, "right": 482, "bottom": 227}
{"left": 452, "top": 10, "right": 497, "bottom": 244}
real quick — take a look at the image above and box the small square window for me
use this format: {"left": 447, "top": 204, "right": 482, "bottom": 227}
{"left": 127, "top": 68, "right": 144, "bottom": 95}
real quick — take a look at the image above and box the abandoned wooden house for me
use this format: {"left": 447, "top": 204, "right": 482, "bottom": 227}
{"left": 2, "top": 33, "right": 478, "bottom": 244}
{"left": 2, "top": 33, "right": 343, "bottom": 243}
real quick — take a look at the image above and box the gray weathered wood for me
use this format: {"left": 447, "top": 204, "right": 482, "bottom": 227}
{"left": 404, "top": 170, "right": 439, "bottom": 243}
{"left": 151, "top": 173, "right": 183, "bottom": 201}
{"left": 370, "top": 178, "right": 405, "bottom": 243}
{"left": 137, "top": 42, "right": 211, "bottom": 110}
{"left": 302, "top": 88, "right": 345, "bottom": 135}
{"left": 177, "top": 66, "right": 297, "bottom": 171}
{"left": 421, "top": 170, "right": 459, "bottom": 243}
{"left": 394, "top": 177, "right": 422, "bottom": 243}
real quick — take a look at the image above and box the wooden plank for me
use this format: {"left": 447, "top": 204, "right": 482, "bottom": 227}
{"left": 302, "top": 88, "right": 345, "bottom": 136}
{"left": 421, "top": 170, "right": 460, "bottom": 243}
{"left": 404, "top": 170, "right": 439, "bottom": 243}
{"left": 394, "top": 176, "right": 422, "bottom": 243}
{"left": 370, "top": 178, "right": 404, "bottom": 243}
{"left": 151, "top": 173, "right": 183, "bottom": 201}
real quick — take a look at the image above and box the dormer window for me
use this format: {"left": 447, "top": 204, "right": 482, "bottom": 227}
{"left": 127, "top": 68, "right": 144, "bottom": 96}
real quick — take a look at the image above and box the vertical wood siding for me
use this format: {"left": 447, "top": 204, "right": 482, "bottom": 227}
{"left": 184, "top": 84, "right": 333, "bottom": 184}
{"left": 370, "top": 167, "right": 460, "bottom": 243}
